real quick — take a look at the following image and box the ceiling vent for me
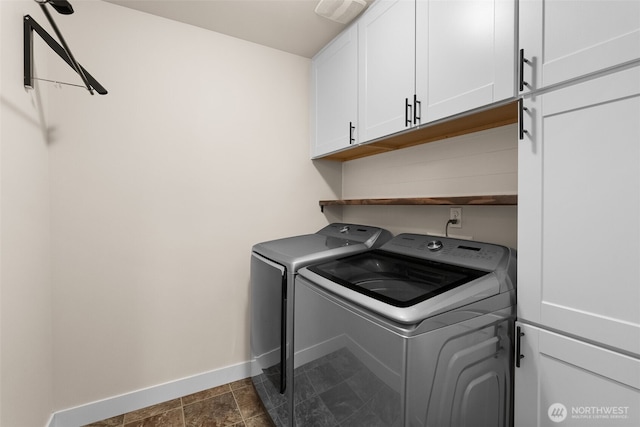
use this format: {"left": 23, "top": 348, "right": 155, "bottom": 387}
{"left": 315, "top": 0, "right": 368, "bottom": 25}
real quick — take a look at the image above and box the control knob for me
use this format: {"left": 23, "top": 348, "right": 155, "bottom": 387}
{"left": 427, "top": 240, "right": 443, "bottom": 251}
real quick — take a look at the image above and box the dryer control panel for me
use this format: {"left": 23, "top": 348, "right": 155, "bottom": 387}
{"left": 318, "top": 223, "right": 392, "bottom": 247}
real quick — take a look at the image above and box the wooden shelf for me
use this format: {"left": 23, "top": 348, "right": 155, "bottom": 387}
{"left": 319, "top": 195, "right": 518, "bottom": 211}
{"left": 317, "top": 100, "right": 519, "bottom": 162}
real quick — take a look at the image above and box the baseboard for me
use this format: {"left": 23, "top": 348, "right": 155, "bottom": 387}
{"left": 49, "top": 360, "right": 252, "bottom": 427}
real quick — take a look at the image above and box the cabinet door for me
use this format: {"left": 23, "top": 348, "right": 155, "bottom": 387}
{"left": 417, "top": 0, "right": 515, "bottom": 122}
{"left": 518, "top": 66, "right": 640, "bottom": 356}
{"left": 358, "top": 0, "right": 416, "bottom": 143}
{"left": 514, "top": 322, "right": 640, "bottom": 427}
{"left": 311, "top": 26, "right": 358, "bottom": 158}
{"left": 519, "top": 0, "right": 640, "bottom": 94}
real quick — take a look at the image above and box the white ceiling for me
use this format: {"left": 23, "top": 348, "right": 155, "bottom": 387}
{"left": 102, "top": 0, "right": 371, "bottom": 58}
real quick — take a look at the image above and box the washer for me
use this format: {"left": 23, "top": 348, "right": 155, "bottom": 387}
{"left": 250, "top": 223, "right": 392, "bottom": 427}
{"left": 293, "top": 233, "right": 517, "bottom": 427}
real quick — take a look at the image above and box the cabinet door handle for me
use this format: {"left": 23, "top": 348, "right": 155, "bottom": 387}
{"left": 516, "top": 326, "right": 525, "bottom": 368}
{"left": 519, "top": 98, "right": 529, "bottom": 140}
{"left": 405, "top": 98, "right": 412, "bottom": 127}
{"left": 519, "top": 49, "right": 530, "bottom": 92}
{"left": 349, "top": 121, "right": 355, "bottom": 144}
{"left": 413, "top": 94, "right": 421, "bottom": 125}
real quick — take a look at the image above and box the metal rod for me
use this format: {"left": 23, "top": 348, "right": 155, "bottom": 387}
{"left": 519, "top": 98, "right": 529, "bottom": 140}
{"left": 33, "top": 77, "right": 86, "bottom": 88}
{"left": 519, "top": 49, "right": 530, "bottom": 92}
{"left": 39, "top": 3, "right": 93, "bottom": 94}
{"left": 24, "top": 14, "right": 33, "bottom": 88}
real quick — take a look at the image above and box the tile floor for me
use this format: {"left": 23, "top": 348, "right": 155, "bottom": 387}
{"left": 83, "top": 378, "right": 274, "bottom": 427}
{"left": 253, "top": 347, "right": 400, "bottom": 427}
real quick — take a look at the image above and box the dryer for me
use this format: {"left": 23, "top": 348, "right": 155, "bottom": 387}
{"left": 293, "top": 234, "right": 517, "bottom": 427}
{"left": 250, "top": 223, "right": 392, "bottom": 427}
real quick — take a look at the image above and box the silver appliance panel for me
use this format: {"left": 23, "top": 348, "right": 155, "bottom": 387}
{"left": 291, "top": 233, "right": 516, "bottom": 426}
{"left": 252, "top": 223, "right": 392, "bottom": 271}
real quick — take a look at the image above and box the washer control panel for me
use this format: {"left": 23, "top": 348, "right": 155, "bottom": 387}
{"left": 382, "top": 233, "right": 509, "bottom": 270}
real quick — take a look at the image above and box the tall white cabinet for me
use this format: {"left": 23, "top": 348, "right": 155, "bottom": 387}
{"left": 518, "top": 0, "right": 640, "bottom": 93}
{"left": 515, "top": 1, "right": 640, "bottom": 425}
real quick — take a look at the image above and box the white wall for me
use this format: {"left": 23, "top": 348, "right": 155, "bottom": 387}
{"left": 40, "top": 0, "right": 340, "bottom": 417}
{"left": 337, "top": 125, "right": 518, "bottom": 248}
{"left": 0, "top": 1, "right": 54, "bottom": 426}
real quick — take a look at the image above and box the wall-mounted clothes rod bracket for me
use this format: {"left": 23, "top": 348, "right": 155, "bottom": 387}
{"left": 23, "top": 14, "right": 107, "bottom": 95}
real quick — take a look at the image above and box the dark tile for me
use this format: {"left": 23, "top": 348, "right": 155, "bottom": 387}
{"left": 270, "top": 403, "right": 289, "bottom": 427}
{"left": 82, "top": 414, "right": 124, "bottom": 427}
{"left": 183, "top": 391, "right": 243, "bottom": 427}
{"left": 123, "top": 408, "right": 183, "bottom": 427}
{"left": 299, "top": 353, "right": 332, "bottom": 373}
{"left": 328, "top": 349, "right": 363, "bottom": 379}
{"left": 253, "top": 382, "right": 274, "bottom": 411}
{"left": 123, "top": 399, "right": 182, "bottom": 424}
{"left": 244, "top": 414, "right": 275, "bottom": 427}
{"left": 370, "top": 384, "right": 401, "bottom": 426}
{"left": 319, "top": 381, "right": 363, "bottom": 423}
{"left": 294, "top": 395, "right": 337, "bottom": 427}
{"left": 345, "top": 369, "right": 384, "bottom": 403}
{"left": 306, "top": 363, "right": 343, "bottom": 394}
{"left": 293, "top": 371, "right": 317, "bottom": 404}
{"left": 182, "top": 384, "right": 232, "bottom": 405}
{"left": 254, "top": 376, "right": 287, "bottom": 410}
{"left": 232, "top": 384, "right": 264, "bottom": 420}
{"left": 340, "top": 405, "right": 386, "bottom": 427}
{"left": 252, "top": 374, "right": 266, "bottom": 385}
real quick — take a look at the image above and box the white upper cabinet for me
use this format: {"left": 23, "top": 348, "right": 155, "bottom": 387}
{"left": 417, "top": 0, "right": 516, "bottom": 122}
{"left": 358, "top": 0, "right": 417, "bottom": 143}
{"left": 310, "top": 0, "right": 517, "bottom": 158}
{"left": 518, "top": 65, "right": 640, "bottom": 356}
{"left": 519, "top": 0, "right": 640, "bottom": 94}
{"left": 311, "top": 25, "right": 358, "bottom": 158}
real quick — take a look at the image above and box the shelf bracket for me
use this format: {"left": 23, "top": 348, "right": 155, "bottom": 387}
{"left": 24, "top": 14, "right": 107, "bottom": 95}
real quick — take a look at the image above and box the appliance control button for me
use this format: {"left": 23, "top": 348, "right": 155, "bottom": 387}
{"left": 427, "top": 240, "right": 443, "bottom": 251}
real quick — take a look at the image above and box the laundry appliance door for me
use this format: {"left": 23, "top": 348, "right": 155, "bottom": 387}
{"left": 251, "top": 253, "right": 287, "bottom": 394}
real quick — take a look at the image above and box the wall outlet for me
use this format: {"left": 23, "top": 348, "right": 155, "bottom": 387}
{"left": 450, "top": 207, "right": 462, "bottom": 228}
